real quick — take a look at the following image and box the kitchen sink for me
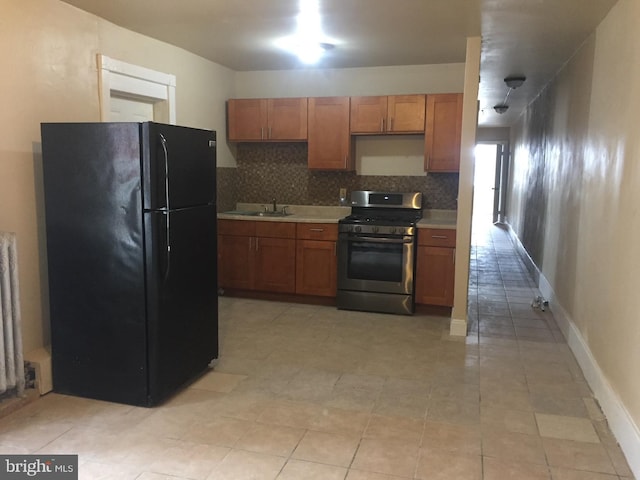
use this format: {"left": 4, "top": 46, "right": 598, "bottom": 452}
{"left": 223, "top": 210, "right": 292, "bottom": 217}
{"left": 255, "top": 211, "right": 292, "bottom": 217}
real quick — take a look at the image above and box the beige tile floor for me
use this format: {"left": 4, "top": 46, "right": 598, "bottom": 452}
{"left": 0, "top": 223, "right": 635, "bottom": 479}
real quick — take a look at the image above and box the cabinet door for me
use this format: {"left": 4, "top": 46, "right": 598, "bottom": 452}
{"left": 227, "top": 99, "right": 268, "bottom": 141}
{"left": 387, "top": 95, "right": 426, "bottom": 133}
{"left": 350, "top": 96, "right": 387, "bottom": 134}
{"left": 254, "top": 237, "right": 296, "bottom": 293}
{"left": 296, "top": 240, "right": 337, "bottom": 297}
{"left": 218, "top": 234, "right": 255, "bottom": 289}
{"left": 425, "top": 93, "right": 463, "bottom": 172}
{"left": 415, "top": 245, "right": 455, "bottom": 306}
{"left": 267, "top": 98, "right": 308, "bottom": 141}
{"left": 308, "top": 97, "right": 353, "bottom": 170}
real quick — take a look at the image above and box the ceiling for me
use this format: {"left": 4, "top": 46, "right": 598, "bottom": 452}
{"left": 61, "top": 0, "right": 617, "bottom": 127}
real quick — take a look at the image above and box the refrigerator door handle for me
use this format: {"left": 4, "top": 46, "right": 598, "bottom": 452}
{"left": 159, "top": 134, "right": 171, "bottom": 279}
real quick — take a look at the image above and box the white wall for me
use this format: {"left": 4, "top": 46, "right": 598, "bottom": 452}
{"left": 0, "top": 0, "right": 235, "bottom": 355}
{"left": 234, "top": 63, "right": 465, "bottom": 98}
{"left": 508, "top": 0, "right": 640, "bottom": 474}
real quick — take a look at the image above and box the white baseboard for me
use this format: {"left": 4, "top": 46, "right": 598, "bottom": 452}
{"left": 24, "top": 347, "right": 52, "bottom": 395}
{"left": 506, "top": 224, "right": 640, "bottom": 479}
{"left": 449, "top": 318, "right": 467, "bottom": 337}
{"left": 540, "top": 275, "right": 640, "bottom": 479}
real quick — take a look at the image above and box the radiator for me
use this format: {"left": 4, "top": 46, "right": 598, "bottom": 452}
{"left": 0, "top": 232, "right": 25, "bottom": 396}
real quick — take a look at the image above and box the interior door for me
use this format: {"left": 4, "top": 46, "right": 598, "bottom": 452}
{"left": 492, "top": 143, "right": 509, "bottom": 224}
{"left": 109, "top": 96, "right": 155, "bottom": 122}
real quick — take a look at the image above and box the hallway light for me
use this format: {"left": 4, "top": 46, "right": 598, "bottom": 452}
{"left": 493, "top": 75, "right": 526, "bottom": 114}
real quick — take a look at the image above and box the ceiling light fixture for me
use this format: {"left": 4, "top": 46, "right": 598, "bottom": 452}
{"left": 276, "top": 0, "right": 336, "bottom": 65}
{"left": 493, "top": 75, "right": 526, "bottom": 114}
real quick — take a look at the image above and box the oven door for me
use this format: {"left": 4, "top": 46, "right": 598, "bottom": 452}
{"left": 337, "top": 232, "right": 415, "bottom": 295}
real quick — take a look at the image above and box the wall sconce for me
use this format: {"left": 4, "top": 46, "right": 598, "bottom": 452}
{"left": 493, "top": 75, "right": 526, "bottom": 114}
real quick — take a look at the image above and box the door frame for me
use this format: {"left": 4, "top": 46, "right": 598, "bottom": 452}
{"left": 97, "top": 54, "right": 176, "bottom": 124}
{"left": 493, "top": 142, "right": 510, "bottom": 223}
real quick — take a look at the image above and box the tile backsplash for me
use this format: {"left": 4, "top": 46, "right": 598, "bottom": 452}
{"left": 217, "top": 143, "right": 458, "bottom": 211}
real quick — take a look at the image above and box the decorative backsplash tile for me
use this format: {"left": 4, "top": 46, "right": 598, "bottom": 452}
{"left": 217, "top": 143, "right": 459, "bottom": 211}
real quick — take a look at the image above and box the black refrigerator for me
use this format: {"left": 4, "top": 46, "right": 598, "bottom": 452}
{"left": 41, "top": 121, "right": 218, "bottom": 407}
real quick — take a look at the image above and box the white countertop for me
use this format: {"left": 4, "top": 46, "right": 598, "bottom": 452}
{"left": 217, "top": 204, "right": 350, "bottom": 223}
{"left": 417, "top": 209, "right": 457, "bottom": 229}
{"left": 218, "top": 204, "right": 458, "bottom": 229}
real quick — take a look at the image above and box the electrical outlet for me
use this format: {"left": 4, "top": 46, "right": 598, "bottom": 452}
{"left": 339, "top": 188, "right": 347, "bottom": 205}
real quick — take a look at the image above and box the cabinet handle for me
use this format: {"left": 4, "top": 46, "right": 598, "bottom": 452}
{"left": 255, "top": 237, "right": 259, "bottom": 251}
{"left": 380, "top": 118, "right": 384, "bottom": 132}
{"left": 310, "top": 228, "right": 324, "bottom": 232}
{"left": 425, "top": 154, "right": 430, "bottom": 170}
{"left": 261, "top": 127, "right": 264, "bottom": 140}
{"left": 268, "top": 126, "right": 272, "bottom": 139}
{"left": 452, "top": 248, "right": 456, "bottom": 265}
{"left": 431, "top": 235, "right": 448, "bottom": 239}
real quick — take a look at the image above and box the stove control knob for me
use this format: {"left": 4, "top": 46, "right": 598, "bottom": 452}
{"left": 355, "top": 226, "right": 362, "bottom": 233}
{"left": 372, "top": 226, "right": 379, "bottom": 234}
{"left": 389, "top": 227, "right": 396, "bottom": 234}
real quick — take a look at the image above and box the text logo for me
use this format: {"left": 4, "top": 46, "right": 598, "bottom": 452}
{"left": 0, "top": 456, "right": 77, "bottom": 479}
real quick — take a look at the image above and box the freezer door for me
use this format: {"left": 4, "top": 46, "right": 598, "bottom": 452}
{"left": 144, "top": 204, "right": 218, "bottom": 405}
{"left": 142, "top": 122, "right": 216, "bottom": 210}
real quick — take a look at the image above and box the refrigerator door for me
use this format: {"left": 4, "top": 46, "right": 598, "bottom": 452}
{"left": 142, "top": 122, "right": 216, "bottom": 210}
{"left": 144, "top": 204, "right": 218, "bottom": 405}
{"left": 41, "top": 122, "right": 149, "bottom": 406}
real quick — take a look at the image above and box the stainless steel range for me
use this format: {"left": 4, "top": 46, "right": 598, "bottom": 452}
{"left": 337, "top": 191, "right": 423, "bottom": 315}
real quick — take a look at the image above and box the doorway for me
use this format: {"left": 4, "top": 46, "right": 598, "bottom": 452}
{"left": 472, "top": 143, "right": 509, "bottom": 227}
{"left": 97, "top": 55, "right": 176, "bottom": 124}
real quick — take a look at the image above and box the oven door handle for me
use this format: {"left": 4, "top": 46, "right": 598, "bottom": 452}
{"left": 347, "top": 236, "right": 413, "bottom": 244}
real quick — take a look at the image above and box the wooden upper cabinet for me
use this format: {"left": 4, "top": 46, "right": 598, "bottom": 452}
{"left": 387, "top": 95, "right": 425, "bottom": 133}
{"left": 227, "top": 99, "right": 267, "bottom": 141}
{"left": 425, "top": 93, "right": 463, "bottom": 172}
{"left": 308, "top": 97, "right": 354, "bottom": 170}
{"left": 227, "top": 98, "right": 307, "bottom": 142}
{"left": 350, "top": 96, "right": 387, "bottom": 134}
{"left": 350, "top": 95, "right": 425, "bottom": 134}
{"left": 267, "top": 98, "right": 308, "bottom": 140}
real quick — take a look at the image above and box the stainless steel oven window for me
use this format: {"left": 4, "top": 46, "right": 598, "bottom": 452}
{"left": 347, "top": 239, "right": 404, "bottom": 283}
{"left": 337, "top": 233, "right": 416, "bottom": 295}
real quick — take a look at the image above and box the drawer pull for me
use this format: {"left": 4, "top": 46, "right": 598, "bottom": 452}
{"left": 310, "top": 228, "right": 325, "bottom": 232}
{"left": 431, "top": 235, "right": 448, "bottom": 239}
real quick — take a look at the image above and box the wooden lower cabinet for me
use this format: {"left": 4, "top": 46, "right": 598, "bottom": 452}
{"left": 218, "top": 233, "right": 254, "bottom": 290}
{"left": 218, "top": 219, "right": 296, "bottom": 294}
{"left": 295, "top": 223, "right": 337, "bottom": 297}
{"left": 296, "top": 240, "right": 336, "bottom": 296}
{"left": 415, "top": 228, "right": 456, "bottom": 307}
{"left": 254, "top": 236, "right": 296, "bottom": 293}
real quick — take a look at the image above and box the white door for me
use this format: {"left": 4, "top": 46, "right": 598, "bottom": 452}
{"left": 109, "top": 95, "right": 155, "bottom": 122}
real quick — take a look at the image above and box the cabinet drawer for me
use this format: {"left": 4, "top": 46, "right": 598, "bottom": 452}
{"left": 296, "top": 223, "right": 338, "bottom": 241}
{"left": 218, "top": 219, "right": 255, "bottom": 236}
{"left": 255, "top": 221, "right": 296, "bottom": 239}
{"left": 418, "top": 228, "right": 456, "bottom": 247}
